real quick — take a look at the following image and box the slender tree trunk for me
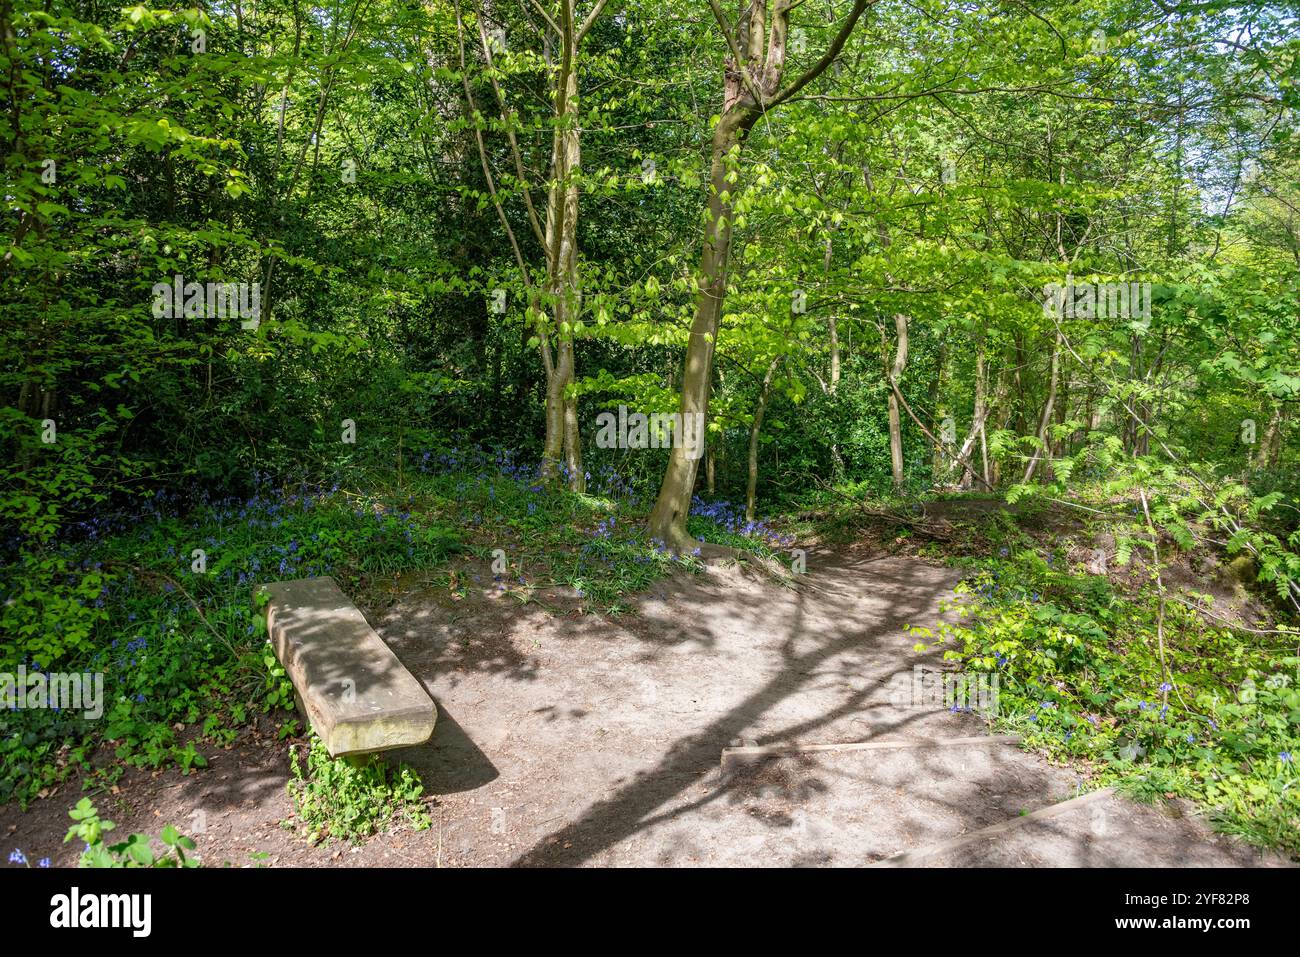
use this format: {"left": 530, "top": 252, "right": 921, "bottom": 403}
{"left": 825, "top": 235, "right": 845, "bottom": 478}
{"left": 980, "top": 409, "right": 991, "bottom": 488}
{"left": 979, "top": 347, "right": 993, "bottom": 487}
{"left": 746, "top": 357, "right": 782, "bottom": 521}
{"left": 958, "top": 335, "right": 989, "bottom": 490}
{"left": 563, "top": 384, "right": 584, "bottom": 490}
{"left": 1257, "top": 401, "right": 1283, "bottom": 469}
{"left": 1047, "top": 368, "right": 1070, "bottom": 480}
{"left": 647, "top": 113, "right": 750, "bottom": 547}
{"left": 1022, "top": 330, "right": 1063, "bottom": 483}
{"left": 931, "top": 340, "right": 948, "bottom": 478}
{"left": 458, "top": 0, "right": 597, "bottom": 493}
{"left": 828, "top": 317, "right": 841, "bottom": 390}
{"left": 885, "top": 313, "right": 909, "bottom": 492}
{"left": 539, "top": 24, "right": 585, "bottom": 491}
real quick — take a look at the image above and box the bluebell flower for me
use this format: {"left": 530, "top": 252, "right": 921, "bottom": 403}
{"left": 8, "top": 850, "right": 26, "bottom": 866}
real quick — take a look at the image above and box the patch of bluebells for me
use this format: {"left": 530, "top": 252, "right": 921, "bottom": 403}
{"left": 587, "top": 463, "right": 638, "bottom": 500}
{"left": 7, "top": 476, "right": 449, "bottom": 689}
{"left": 415, "top": 445, "right": 662, "bottom": 512}
{"left": 7, "top": 849, "right": 48, "bottom": 868}
{"left": 417, "top": 445, "right": 540, "bottom": 486}
{"left": 688, "top": 496, "right": 796, "bottom": 548}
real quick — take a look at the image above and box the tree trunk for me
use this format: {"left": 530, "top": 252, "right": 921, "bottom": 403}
{"left": 931, "top": 340, "right": 948, "bottom": 478}
{"left": 958, "top": 334, "right": 990, "bottom": 490}
{"left": 1022, "top": 330, "right": 1063, "bottom": 483}
{"left": 457, "top": 0, "right": 597, "bottom": 493}
{"left": 1257, "top": 401, "right": 1283, "bottom": 469}
{"left": 990, "top": 367, "right": 1010, "bottom": 486}
{"left": 563, "top": 386, "right": 584, "bottom": 491}
{"left": 539, "top": 20, "right": 585, "bottom": 491}
{"left": 978, "top": 343, "right": 992, "bottom": 487}
{"left": 647, "top": 113, "right": 750, "bottom": 548}
{"left": 745, "top": 357, "right": 782, "bottom": 521}
{"left": 886, "top": 313, "right": 909, "bottom": 492}
{"left": 645, "top": 0, "right": 869, "bottom": 548}
{"left": 825, "top": 234, "right": 845, "bottom": 479}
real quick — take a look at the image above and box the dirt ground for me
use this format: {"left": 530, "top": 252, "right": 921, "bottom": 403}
{"left": 1, "top": 543, "right": 1287, "bottom": 867}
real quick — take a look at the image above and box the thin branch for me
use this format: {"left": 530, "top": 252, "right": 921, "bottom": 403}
{"left": 576, "top": 0, "right": 610, "bottom": 44}
{"left": 705, "top": 0, "right": 768, "bottom": 109}
{"left": 475, "top": 14, "right": 548, "bottom": 250}
{"left": 765, "top": 0, "right": 873, "bottom": 113}
{"left": 521, "top": 0, "right": 560, "bottom": 35}
{"left": 887, "top": 374, "right": 995, "bottom": 491}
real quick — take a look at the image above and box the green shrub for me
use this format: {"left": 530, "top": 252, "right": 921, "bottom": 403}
{"left": 287, "top": 735, "right": 431, "bottom": 845}
{"left": 913, "top": 549, "right": 1300, "bottom": 854}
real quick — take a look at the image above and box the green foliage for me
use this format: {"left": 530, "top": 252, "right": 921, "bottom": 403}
{"left": 410, "top": 451, "right": 784, "bottom": 613}
{"left": 0, "top": 482, "right": 459, "bottom": 806}
{"left": 287, "top": 735, "right": 431, "bottom": 845}
{"left": 917, "top": 549, "right": 1300, "bottom": 854}
{"left": 65, "top": 797, "right": 199, "bottom": 868}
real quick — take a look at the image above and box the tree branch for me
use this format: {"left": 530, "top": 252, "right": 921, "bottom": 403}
{"left": 576, "top": 0, "right": 609, "bottom": 45}
{"left": 765, "top": 0, "right": 873, "bottom": 112}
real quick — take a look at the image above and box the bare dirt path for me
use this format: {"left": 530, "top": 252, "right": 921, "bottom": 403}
{"left": 380, "top": 544, "right": 1277, "bottom": 867}
{"left": 2, "top": 545, "right": 1283, "bottom": 867}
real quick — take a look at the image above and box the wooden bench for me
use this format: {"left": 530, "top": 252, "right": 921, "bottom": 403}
{"left": 261, "top": 576, "right": 435, "bottom": 757}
